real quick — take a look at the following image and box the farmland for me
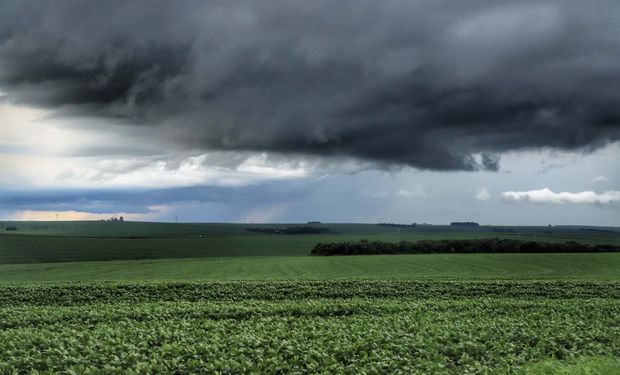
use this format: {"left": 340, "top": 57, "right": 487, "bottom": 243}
{"left": 0, "top": 253, "right": 619, "bottom": 283}
{"left": 1, "top": 221, "right": 618, "bottom": 264}
{"left": 0, "top": 281, "right": 618, "bottom": 373}
{"left": 0, "top": 221, "right": 619, "bottom": 373}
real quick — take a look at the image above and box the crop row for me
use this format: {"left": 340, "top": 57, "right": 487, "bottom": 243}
{"left": 0, "top": 298, "right": 618, "bottom": 374}
{"left": 0, "top": 280, "right": 618, "bottom": 306}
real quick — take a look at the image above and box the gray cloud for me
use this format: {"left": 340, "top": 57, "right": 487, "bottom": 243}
{"left": 0, "top": 183, "right": 308, "bottom": 214}
{"left": 1, "top": 0, "right": 619, "bottom": 171}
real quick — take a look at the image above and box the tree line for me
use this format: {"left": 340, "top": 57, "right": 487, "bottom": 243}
{"left": 310, "top": 238, "right": 620, "bottom": 256}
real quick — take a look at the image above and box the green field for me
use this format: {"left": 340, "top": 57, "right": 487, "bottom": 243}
{"left": 0, "top": 253, "right": 619, "bottom": 283}
{"left": 1, "top": 221, "right": 618, "bottom": 265}
{"left": 0, "top": 221, "right": 618, "bottom": 373}
{"left": 0, "top": 281, "right": 618, "bottom": 374}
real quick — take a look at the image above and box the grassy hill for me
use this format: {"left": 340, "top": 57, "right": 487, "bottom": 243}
{"left": 1, "top": 221, "right": 618, "bottom": 264}
{"left": 0, "top": 221, "right": 618, "bottom": 282}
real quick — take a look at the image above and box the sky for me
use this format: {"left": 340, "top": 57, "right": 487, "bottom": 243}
{"left": 0, "top": 0, "right": 619, "bottom": 225}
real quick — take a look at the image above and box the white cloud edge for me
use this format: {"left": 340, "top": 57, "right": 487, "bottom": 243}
{"left": 500, "top": 188, "right": 620, "bottom": 206}
{"left": 591, "top": 175, "right": 609, "bottom": 183}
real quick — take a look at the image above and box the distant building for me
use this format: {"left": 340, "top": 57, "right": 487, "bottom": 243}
{"left": 450, "top": 222, "right": 479, "bottom": 227}
{"left": 307, "top": 221, "right": 321, "bottom": 224}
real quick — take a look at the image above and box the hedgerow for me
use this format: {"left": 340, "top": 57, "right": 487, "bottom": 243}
{"left": 310, "top": 238, "right": 620, "bottom": 256}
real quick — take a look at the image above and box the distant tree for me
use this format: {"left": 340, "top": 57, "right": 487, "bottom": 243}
{"left": 310, "top": 238, "right": 620, "bottom": 256}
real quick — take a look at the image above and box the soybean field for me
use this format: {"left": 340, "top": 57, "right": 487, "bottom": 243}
{"left": 0, "top": 221, "right": 619, "bottom": 373}
{"left": 0, "top": 281, "right": 618, "bottom": 374}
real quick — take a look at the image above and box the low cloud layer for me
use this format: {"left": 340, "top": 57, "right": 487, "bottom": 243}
{"left": 501, "top": 188, "right": 620, "bottom": 206}
{"left": 1, "top": 1, "right": 620, "bottom": 171}
{"left": 0, "top": 183, "right": 307, "bottom": 214}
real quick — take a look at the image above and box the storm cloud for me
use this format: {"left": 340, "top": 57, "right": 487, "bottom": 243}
{"left": 1, "top": 0, "right": 619, "bottom": 171}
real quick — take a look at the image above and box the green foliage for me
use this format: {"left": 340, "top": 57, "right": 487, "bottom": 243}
{"left": 0, "top": 281, "right": 618, "bottom": 374}
{"left": 310, "top": 238, "right": 620, "bottom": 256}
{"left": 0, "top": 280, "right": 618, "bottom": 306}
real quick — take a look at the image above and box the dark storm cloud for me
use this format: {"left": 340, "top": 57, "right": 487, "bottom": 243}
{"left": 1, "top": 0, "right": 619, "bottom": 171}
